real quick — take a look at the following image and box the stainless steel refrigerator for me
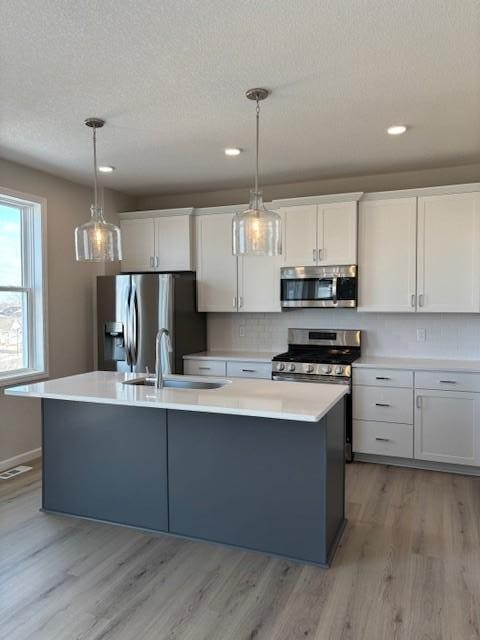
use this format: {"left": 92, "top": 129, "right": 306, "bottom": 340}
{"left": 97, "top": 272, "right": 206, "bottom": 374}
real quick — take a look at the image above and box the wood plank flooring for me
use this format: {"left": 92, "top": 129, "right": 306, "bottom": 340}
{"left": 1, "top": 459, "right": 479, "bottom": 640}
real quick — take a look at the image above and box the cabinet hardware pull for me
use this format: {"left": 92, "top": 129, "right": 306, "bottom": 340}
{"left": 375, "top": 437, "right": 391, "bottom": 442}
{"left": 232, "top": 297, "right": 237, "bottom": 308}
{"left": 242, "top": 369, "right": 256, "bottom": 373}
{"left": 198, "top": 366, "right": 211, "bottom": 370}
{"left": 155, "top": 256, "right": 159, "bottom": 268}
{"left": 313, "top": 248, "right": 317, "bottom": 262}
{"left": 375, "top": 403, "right": 390, "bottom": 407}
{"left": 411, "top": 294, "right": 416, "bottom": 307}
{"left": 375, "top": 376, "right": 390, "bottom": 380}
{"left": 239, "top": 296, "right": 244, "bottom": 308}
{"left": 418, "top": 293, "right": 425, "bottom": 307}
{"left": 439, "top": 380, "right": 457, "bottom": 384}
{"left": 416, "top": 395, "right": 422, "bottom": 409}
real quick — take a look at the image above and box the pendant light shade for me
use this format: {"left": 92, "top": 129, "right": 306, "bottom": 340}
{"left": 233, "top": 89, "right": 282, "bottom": 256}
{"left": 233, "top": 189, "right": 282, "bottom": 256}
{"left": 75, "top": 118, "right": 122, "bottom": 262}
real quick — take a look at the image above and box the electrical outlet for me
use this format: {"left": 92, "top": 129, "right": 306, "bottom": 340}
{"left": 239, "top": 326, "right": 245, "bottom": 337}
{"left": 416, "top": 328, "right": 426, "bottom": 342}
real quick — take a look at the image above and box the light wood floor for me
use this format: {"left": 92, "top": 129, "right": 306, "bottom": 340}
{"left": 1, "top": 460, "right": 479, "bottom": 640}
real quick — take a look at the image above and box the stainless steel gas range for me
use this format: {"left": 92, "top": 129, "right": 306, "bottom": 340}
{"left": 271, "top": 328, "right": 361, "bottom": 461}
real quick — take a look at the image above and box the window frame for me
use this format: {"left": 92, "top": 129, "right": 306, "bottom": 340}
{"left": 0, "top": 186, "right": 48, "bottom": 387}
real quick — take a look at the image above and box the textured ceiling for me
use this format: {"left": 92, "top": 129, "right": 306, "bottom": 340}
{"left": 1, "top": 0, "right": 479, "bottom": 196}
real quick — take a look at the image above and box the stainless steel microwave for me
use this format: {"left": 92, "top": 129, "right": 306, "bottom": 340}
{"left": 280, "top": 265, "right": 357, "bottom": 308}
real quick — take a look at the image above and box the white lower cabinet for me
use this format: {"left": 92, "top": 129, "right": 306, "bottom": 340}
{"left": 184, "top": 357, "right": 271, "bottom": 380}
{"left": 353, "top": 366, "right": 480, "bottom": 469}
{"left": 184, "top": 359, "right": 227, "bottom": 377}
{"left": 353, "top": 420, "right": 413, "bottom": 458}
{"left": 226, "top": 361, "right": 271, "bottom": 379}
{"left": 414, "top": 389, "right": 480, "bottom": 466}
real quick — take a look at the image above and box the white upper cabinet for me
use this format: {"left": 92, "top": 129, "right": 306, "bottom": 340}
{"left": 319, "top": 201, "right": 357, "bottom": 265}
{"left": 280, "top": 204, "right": 317, "bottom": 266}
{"left": 358, "top": 187, "right": 480, "bottom": 314}
{"left": 120, "top": 209, "right": 193, "bottom": 273}
{"left": 417, "top": 192, "right": 480, "bottom": 313}
{"left": 238, "top": 211, "right": 285, "bottom": 312}
{"left": 154, "top": 215, "right": 192, "bottom": 271}
{"left": 196, "top": 213, "right": 238, "bottom": 312}
{"left": 278, "top": 197, "right": 359, "bottom": 267}
{"left": 120, "top": 218, "right": 156, "bottom": 272}
{"left": 358, "top": 197, "right": 417, "bottom": 312}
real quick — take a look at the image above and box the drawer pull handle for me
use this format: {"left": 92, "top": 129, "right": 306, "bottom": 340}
{"left": 375, "top": 376, "right": 390, "bottom": 380}
{"left": 375, "top": 403, "right": 391, "bottom": 407}
{"left": 439, "top": 380, "right": 457, "bottom": 384}
{"left": 375, "top": 437, "right": 391, "bottom": 442}
{"left": 416, "top": 395, "right": 422, "bottom": 409}
{"left": 198, "top": 366, "right": 211, "bottom": 370}
{"left": 242, "top": 369, "right": 256, "bottom": 373}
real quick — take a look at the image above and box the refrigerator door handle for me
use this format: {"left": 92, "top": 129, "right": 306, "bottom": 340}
{"left": 124, "top": 293, "right": 132, "bottom": 366}
{"left": 129, "top": 287, "right": 138, "bottom": 365}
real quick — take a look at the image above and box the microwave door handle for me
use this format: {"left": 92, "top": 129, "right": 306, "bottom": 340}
{"left": 332, "top": 276, "right": 338, "bottom": 303}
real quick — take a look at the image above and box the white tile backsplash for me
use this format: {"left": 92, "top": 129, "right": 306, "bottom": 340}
{"left": 207, "top": 311, "right": 480, "bottom": 360}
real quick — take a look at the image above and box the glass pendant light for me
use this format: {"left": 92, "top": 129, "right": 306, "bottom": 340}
{"left": 233, "top": 89, "right": 282, "bottom": 256}
{"left": 75, "top": 118, "right": 122, "bottom": 262}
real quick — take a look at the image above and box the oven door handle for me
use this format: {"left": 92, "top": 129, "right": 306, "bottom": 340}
{"left": 331, "top": 276, "right": 338, "bottom": 303}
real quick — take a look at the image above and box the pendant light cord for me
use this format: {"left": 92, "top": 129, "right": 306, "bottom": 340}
{"left": 255, "top": 98, "right": 260, "bottom": 196}
{"left": 92, "top": 125, "right": 98, "bottom": 209}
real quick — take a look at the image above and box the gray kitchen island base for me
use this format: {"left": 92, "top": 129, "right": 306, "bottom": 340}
{"left": 41, "top": 397, "right": 346, "bottom": 567}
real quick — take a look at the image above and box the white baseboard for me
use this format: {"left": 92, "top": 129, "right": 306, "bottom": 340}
{"left": 0, "top": 447, "right": 41, "bottom": 472}
{"left": 354, "top": 452, "right": 480, "bottom": 477}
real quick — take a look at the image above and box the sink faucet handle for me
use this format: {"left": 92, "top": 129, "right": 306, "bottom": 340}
{"left": 165, "top": 332, "right": 173, "bottom": 353}
{"left": 145, "top": 365, "right": 150, "bottom": 375}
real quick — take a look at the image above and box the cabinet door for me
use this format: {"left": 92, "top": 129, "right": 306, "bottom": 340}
{"left": 318, "top": 201, "right": 357, "bottom": 265}
{"left": 196, "top": 213, "right": 238, "bottom": 312}
{"left": 417, "top": 192, "right": 480, "bottom": 313}
{"left": 238, "top": 211, "right": 284, "bottom": 312}
{"left": 414, "top": 390, "right": 480, "bottom": 466}
{"left": 281, "top": 205, "right": 318, "bottom": 266}
{"left": 155, "top": 215, "right": 192, "bottom": 271}
{"left": 120, "top": 218, "right": 155, "bottom": 272}
{"left": 357, "top": 198, "right": 417, "bottom": 312}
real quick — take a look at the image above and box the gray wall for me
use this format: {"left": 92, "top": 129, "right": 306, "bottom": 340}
{"left": 136, "top": 162, "right": 480, "bottom": 210}
{"left": 0, "top": 158, "right": 134, "bottom": 468}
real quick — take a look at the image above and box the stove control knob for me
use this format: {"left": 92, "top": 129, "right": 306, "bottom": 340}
{"left": 305, "top": 365, "right": 315, "bottom": 373}
{"left": 277, "top": 362, "right": 285, "bottom": 371}
{"left": 288, "top": 363, "right": 296, "bottom": 372}
{"left": 322, "top": 365, "right": 332, "bottom": 374}
{"left": 335, "top": 366, "right": 344, "bottom": 375}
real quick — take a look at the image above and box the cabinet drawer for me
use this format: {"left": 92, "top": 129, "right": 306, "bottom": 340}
{"left": 353, "top": 420, "right": 413, "bottom": 458}
{"left": 226, "top": 361, "right": 272, "bottom": 379}
{"left": 353, "top": 386, "right": 413, "bottom": 424}
{"left": 353, "top": 368, "right": 413, "bottom": 388}
{"left": 184, "top": 359, "right": 226, "bottom": 377}
{"left": 415, "top": 370, "right": 480, "bottom": 393}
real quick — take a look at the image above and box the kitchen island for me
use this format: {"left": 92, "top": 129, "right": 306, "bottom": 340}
{"left": 6, "top": 371, "right": 347, "bottom": 567}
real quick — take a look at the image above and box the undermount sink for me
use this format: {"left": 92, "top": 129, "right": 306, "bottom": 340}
{"left": 123, "top": 377, "right": 226, "bottom": 390}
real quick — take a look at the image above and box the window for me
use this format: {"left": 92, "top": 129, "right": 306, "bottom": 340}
{"left": 0, "top": 188, "right": 47, "bottom": 384}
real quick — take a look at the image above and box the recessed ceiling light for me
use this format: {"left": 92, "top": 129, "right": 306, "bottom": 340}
{"left": 224, "top": 148, "right": 242, "bottom": 156}
{"left": 387, "top": 125, "right": 407, "bottom": 136}
{"left": 98, "top": 165, "right": 115, "bottom": 173}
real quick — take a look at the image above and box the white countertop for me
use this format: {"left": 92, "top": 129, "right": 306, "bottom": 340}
{"left": 183, "top": 350, "right": 277, "bottom": 363}
{"left": 5, "top": 371, "right": 347, "bottom": 423}
{"left": 353, "top": 356, "right": 480, "bottom": 373}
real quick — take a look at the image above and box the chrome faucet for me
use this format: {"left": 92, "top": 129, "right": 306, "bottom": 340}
{"left": 155, "top": 328, "right": 172, "bottom": 389}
